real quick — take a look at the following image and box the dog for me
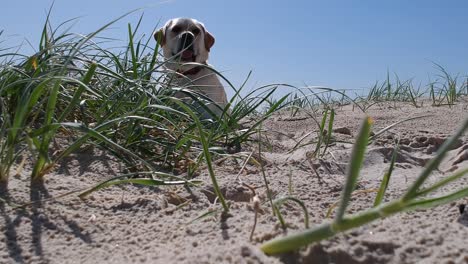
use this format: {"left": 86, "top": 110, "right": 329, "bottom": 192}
{"left": 154, "top": 18, "right": 228, "bottom": 118}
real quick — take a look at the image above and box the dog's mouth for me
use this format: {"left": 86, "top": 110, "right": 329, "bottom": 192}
{"left": 173, "top": 49, "right": 196, "bottom": 62}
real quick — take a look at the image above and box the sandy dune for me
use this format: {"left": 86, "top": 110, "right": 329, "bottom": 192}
{"left": 1, "top": 99, "right": 468, "bottom": 264}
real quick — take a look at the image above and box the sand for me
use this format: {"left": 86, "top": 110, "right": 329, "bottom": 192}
{"left": 1, "top": 99, "right": 468, "bottom": 264}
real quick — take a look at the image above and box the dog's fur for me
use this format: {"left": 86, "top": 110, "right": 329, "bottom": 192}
{"left": 154, "top": 18, "right": 228, "bottom": 117}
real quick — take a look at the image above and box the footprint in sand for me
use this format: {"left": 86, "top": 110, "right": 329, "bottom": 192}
{"left": 401, "top": 135, "right": 463, "bottom": 154}
{"left": 444, "top": 143, "right": 468, "bottom": 172}
{"left": 371, "top": 136, "right": 467, "bottom": 172}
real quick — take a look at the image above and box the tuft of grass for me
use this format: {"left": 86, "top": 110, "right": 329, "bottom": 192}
{"left": 355, "top": 65, "right": 466, "bottom": 111}
{"left": 433, "top": 63, "right": 460, "bottom": 106}
{"left": 0, "top": 11, "right": 292, "bottom": 219}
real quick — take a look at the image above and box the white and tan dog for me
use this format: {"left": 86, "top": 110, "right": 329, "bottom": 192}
{"left": 154, "top": 18, "right": 228, "bottom": 117}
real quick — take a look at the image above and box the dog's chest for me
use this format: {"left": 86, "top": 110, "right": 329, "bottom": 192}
{"left": 174, "top": 69, "right": 226, "bottom": 103}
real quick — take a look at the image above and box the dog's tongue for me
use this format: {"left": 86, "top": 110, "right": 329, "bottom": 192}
{"left": 181, "top": 50, "right": 193, "bottom": 59}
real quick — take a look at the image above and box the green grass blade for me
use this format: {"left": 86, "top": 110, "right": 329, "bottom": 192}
{"left": 321, "top": 109, "right": 335, "bottom": 156}
{"left": 261, "top": 200, "right": 404, "bottom": 255}
{"left": 58, "top": 122, "right": 155, "bottom": 170}
{"left": 274, "top": 196, "right": 310, "bottom": 228}
{"left": 173, "top": 100, "right": 229, "bottom": 213}
{"left": 9, "top": 79, "right": 52, "bottom": 143}
{"left": 405, "top": 186, "right": 468, "bottom": 211}
{"left": 334, "top": 116, "right": 372, "bottom": 223}
{"left": 58, "top": 62, "right": 97, "bottom": 122}
{"left": 373, "top": 141, "right": 399, "bottom": 207}
{"left": 369, "top": 115, "right": 431, "bottom": 142}
{"left": 313, "top": 108, "right": 328, "bottom": 156}
{"left": 188, "top": 208, "right": 223, "bottom": 224}
{"left": 31, "top": 78, "right": 62, "bottom": 179}
{"left": 261, "top": 222, "right": 335, "bottom": 255}
{"left": 127, "top": 23, "right": 138, "bottom": 79}
{"left": 416, "top": 168, "right": 468, "bottom": 197}
{"left": 272, "top": 205, "right": 287, "bottom": 230}
{"left": 79, "top": 174, "right": 201, "bottom": 198}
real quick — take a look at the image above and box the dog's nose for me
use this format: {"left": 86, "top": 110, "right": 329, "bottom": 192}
{"left": 179, "top": 32, "right": 195, "bottom": 50}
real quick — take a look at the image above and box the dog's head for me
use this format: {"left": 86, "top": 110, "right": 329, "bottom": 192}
{"left": 154, "top": 18, "right": 215, "bottom": 72}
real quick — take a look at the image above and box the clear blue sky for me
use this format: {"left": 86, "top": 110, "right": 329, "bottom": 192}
{"left": 1, "top": 0, "right": 467, "bottom": 97}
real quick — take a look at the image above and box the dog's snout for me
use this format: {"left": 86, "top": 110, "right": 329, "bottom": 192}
{"left": 179, "top": 32, "right": 195, "bottom": 50}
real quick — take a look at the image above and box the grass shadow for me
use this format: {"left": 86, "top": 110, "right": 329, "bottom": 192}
{"left": 0, "top": 180, "right": 93, "bottom": 263}
{"left": 56, "top": 148, "right": 116, "bottom": 177}
{"left": 0, "top": 184, "right": 26, "bottom": 264}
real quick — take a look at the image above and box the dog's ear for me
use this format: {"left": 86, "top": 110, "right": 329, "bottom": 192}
{"left": 155, "top": 19, "right": 174, "bottom": 47}
{"left": 197, "top": 21, "right": 215, "bottom": 52}
{"left": 154, "top": 28, "right": 166, "bottom": 47}
{"left": 204, "top": 30, "right": 215, "bottom": 52}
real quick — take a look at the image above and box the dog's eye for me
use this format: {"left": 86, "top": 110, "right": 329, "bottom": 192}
{"left": 191, "top": 28, "right": 201, "bottom": 35}
{"left": 172, "top": 26, "right": 182, "bottom": 33}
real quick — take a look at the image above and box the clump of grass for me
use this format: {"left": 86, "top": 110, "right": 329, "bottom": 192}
{"left": 355, "top": 65, "right": 466, "bottom": 111}
{"left": 431, "top": 63, "right": 464, "bottom": 106}
{"left": 0, "top": 10, "right": 296, "bottom": 215}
